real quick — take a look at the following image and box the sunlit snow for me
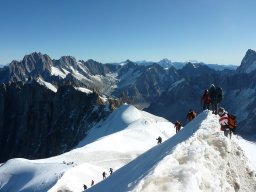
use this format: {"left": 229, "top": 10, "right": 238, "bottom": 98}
{"left": 88, "top": 111, "right": 256, "bottom": 192}
{"left": 51, "top": 66, "right": 67, "bottom": 78}
{"left": 0, "top": 105, "right": 255, "bottom": 192}
{"left": 74, "top": 87, "right": 93, "bottom": 94}
{"left": 37, "top": 78, "right": 57, "bottom": 93}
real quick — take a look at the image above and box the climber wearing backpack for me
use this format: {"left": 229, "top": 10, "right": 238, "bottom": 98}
{"left": 215, "top": 86, "right": 223, "bottom": 108}
{"left": 186, "top": 109, "right": 197, "bottom": 122}
{"left": 218, "top": 107, "right": 231, "bottom": 138}
{"left": 209, "top": 84, "right": 223, "bottom": 114}
{"left": 201, "top": 89, "right": 211, "bottom": 110}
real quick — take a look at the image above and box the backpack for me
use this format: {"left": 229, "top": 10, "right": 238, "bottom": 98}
{"left": 192, "top": 111, "right": 196, "bottom": 118}
{"left": 188, "top": 111, "right": 196, "bottom": 120}
{"left": 215, "top": 87, "right": 223, "bottom": 103}
{"left": 208, "top": 86, "right": 216, "bottom": 99}
{"left": 228, "top": 113, "right": 236, "bottom": 129}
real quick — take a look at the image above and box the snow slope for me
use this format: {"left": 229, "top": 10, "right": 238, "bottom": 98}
{"left": 0, "top": 107, "right": 256, "bottom": 192}
{"left": 236, "top": 137, "right": 256, "bottom": 171}
{"left": 88, "top": 111, "right": 256, "bottom": 192}
{"left": 0, "top": 105, "right": 175, "bottom": 192}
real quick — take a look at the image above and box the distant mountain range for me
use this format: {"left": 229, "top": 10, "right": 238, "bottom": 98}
{"left": 126, "top": 58, "right": 237, "bottom": 71}
{"left": 0, "top": 49, "right": 256, "bottom": 162}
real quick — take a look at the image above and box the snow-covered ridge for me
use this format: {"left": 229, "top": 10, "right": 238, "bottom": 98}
{"left": 0, "top": 107, "right": 255, "bottom": 192}
{"left": 88, "top": 111, "right": 256, "bottom": 192}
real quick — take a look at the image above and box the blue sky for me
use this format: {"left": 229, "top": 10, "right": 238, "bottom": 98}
{"left": 1, "top": 0, "right": 256, "bottom": 65}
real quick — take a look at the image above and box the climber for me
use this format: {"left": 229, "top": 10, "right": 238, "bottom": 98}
{"left": 218, "top": 107, "right": 231, "bottom": 138}
{"left": 174, "top": 120, "right": 182, "bottom": 133}
{"left": 156, "top": 136, "right": 162, "bottom": 144}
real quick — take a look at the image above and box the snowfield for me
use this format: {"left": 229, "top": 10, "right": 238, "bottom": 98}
{"left": 0, "top": 105, "right": 256, "bottom": 192}
{"left": 0, "top": 105, "right": 175, "bottom": 192}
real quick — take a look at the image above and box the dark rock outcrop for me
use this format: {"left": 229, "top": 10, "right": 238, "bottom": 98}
{"left": 83, "top": 59, "right": 111, "bottom": 76}
{"left": 0, "top": 81, "right": 112, "bottom": 163}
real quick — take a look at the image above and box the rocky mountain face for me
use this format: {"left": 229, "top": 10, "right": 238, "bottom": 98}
{"left": 0, "top": 52, "right": 52, "bottom": 83}
{"left": 237, "top": 49, "right": 256, "bottom": 73}
{"left": 217, "top": 73, "right": 256, "bottom": 136}
{"left": 145, "top": 64, "right": 220, "bottom": 122}
{"left": 114, "top": 62, "right": 180, "bottom": 107}
{"left": 0, "top": 80, "right": 116, "bottom": 163}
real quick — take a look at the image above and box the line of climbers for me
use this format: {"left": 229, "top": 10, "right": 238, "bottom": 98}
{"left": 201, "top": 84, "right": 237, "bottom": 138}
{"left": 156, "top": 108, "right": 197, "bottom": 144}
{"left": 83, "top": 168, "right": 114, "bottom": 191}
{"left": 174, "top": 108, "right": 196, "bottom": 133}
{"left": 156, "top": 84, "right": 236, "bottom": 144}
{"left": 201, "top": 84, "right": 223, "bottom": 114}
{"left": 174, "top": 109, "right": 196, "bottom": 134}
{"left": 84, "top": 84, "right": 236, "bottom": 191}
